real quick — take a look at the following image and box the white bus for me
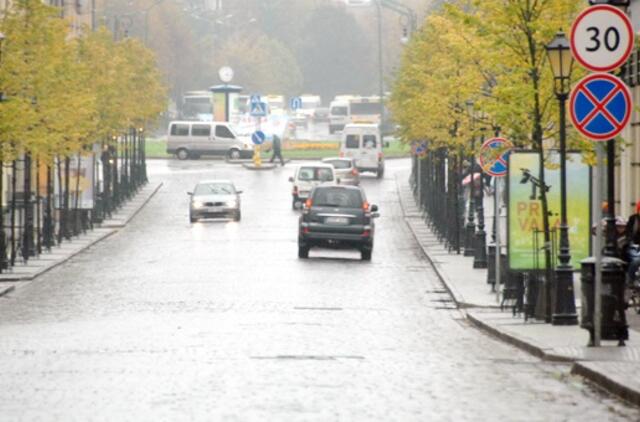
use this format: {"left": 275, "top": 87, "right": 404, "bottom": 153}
{"left": 181, "top": 90, "right": 213, "bottom": 121}
{"left": 348, "top": 96, "right": 382, "bottom": 125}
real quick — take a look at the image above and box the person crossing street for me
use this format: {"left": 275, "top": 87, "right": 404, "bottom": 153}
{"left": 269, "top": 134, "right": 285, "bottom": 166}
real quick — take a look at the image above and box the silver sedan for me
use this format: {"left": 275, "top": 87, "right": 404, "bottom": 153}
{"left": 188, "top": 180, "right": 242, "bottom": 222}
{"left": 322, "top": 157, "right": 360, "bottom": 186}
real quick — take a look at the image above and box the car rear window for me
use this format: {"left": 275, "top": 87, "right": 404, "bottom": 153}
{"left": 345, "top": 135, "right": 359, "bottom": 149}
{"left": 313, "top": 188, "right": 363, "bottom": 208}
{"left": 324, "top": 160, "right": 351, "bottom": 169}
{"left": 363, "top": 135, "right": 377, "bottom": 148}
{"left": 298, "top": 167, "right": 334, "bottom": 182}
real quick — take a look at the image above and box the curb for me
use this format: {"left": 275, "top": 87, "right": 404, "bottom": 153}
{"left": 0, "top": 182, "right": 162, "bottom": 283}
{"left": 395, "top": 173, "right": 640, "bottom": 405}
{"left": 465, "top": 312, "right": 575, "bottom": 362}
{"left": 101, "top": 182, "right": 163, "bottom": 228}
{"left": 394, "top": 174, "right": 468, "bottom": 309}
{"left": 571, "top": 362, "right": 640, "bottom": 407}
{"left": 0, "top": 285, "right": 15, "bottom": 297}
{"left": 0, "top": 230, "right": 119, "bottom": 282}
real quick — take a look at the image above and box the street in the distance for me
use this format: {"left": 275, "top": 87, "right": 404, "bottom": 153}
{"left": 0, "top": 159, "right": 636, "bottom": 420}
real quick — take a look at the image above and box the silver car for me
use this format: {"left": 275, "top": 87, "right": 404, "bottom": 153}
{"left": 188, "top": 180, "right": 242, "bottom": 222}
{"left": 322, "top": 157, "right": 360, "bottom": 186}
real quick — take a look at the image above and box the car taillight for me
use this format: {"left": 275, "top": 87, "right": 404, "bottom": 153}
{"left": 303, "top": 227, "right": 310, "bottom": 234}
{"left": 351, "top": 168, "right": 358, "bottom": 176}
{"left": 339, "top": 152, "right": 344, "bottom": 158}
{"left": 305, "top": 198, "right": 313, "bottom": 208}
{"left": 378, "top": 153, "right": 383, "bottom": 162}
{"left": 362, "top": 201, "right": 369, "bottom": 211}
{"left": 362, "top": 230, "right": 370, "bottom": 237}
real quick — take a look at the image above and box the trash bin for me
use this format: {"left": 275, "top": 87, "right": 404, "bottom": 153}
{"left": 580, "top": 257, "right": 628, "bottom": 345}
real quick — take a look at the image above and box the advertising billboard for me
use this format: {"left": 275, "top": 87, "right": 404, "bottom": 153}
{"left": 507, "top": 151, "right": 591, "bottom": 270}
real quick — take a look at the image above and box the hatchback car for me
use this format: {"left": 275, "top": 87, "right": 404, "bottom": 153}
{"left": 298, "top": 185, "right": 379, "bottom": 260}
{"left": 322, "top": 157, "right": 360, "bottom": 186}
{"left": 188, "top": 180, "right": 242, "bottom": 222}
{"left": 289, "top": 163, "right": 336, "bottom": 210}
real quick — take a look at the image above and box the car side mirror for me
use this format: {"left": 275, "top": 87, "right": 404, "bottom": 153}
{"left": 288, "top": 177, "right": 294, "bottom": 182}
{"left": 370, "top": 204, "right": 379, "bottom": 212}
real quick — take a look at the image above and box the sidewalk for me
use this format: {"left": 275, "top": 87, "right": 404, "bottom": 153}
{"left": 396, "top": 172, "right": 640, "bottom": 406}
{"left": 0, "top": 182, "right": 162, "bottom": 295}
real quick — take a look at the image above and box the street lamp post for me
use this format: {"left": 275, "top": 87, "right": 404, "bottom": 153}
{"left": 464, "top": 100, "right": 476, "bottom": 257}
{"left": 375, "top": 0, "right": 385, "bottom": 141}
{"left": 545, "top": 32, "right": 578, "bottom": 325}
{"left": 474, "top": 127, "right": 488, "bottom": 269}
{"left": 0, "top": 32, "right": 7, "bottom": 271}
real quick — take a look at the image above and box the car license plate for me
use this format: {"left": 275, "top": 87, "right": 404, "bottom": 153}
{"left": 325, "top": 216, "right": 349, "bottom": 225}
{"left": 208, "top": 206, "right": 223, "bottom": 212}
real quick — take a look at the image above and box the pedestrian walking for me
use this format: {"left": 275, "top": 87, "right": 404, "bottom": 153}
{"left": 270, "top": 134, "right": 285, "bottom": 166}
{"left": 625, "top": 200, "right": 640, "bottom": 280}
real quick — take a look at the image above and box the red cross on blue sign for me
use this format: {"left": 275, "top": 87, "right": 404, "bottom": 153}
{"left": 478, "top": 137, "right": 513, "bottom": 178}
{"left": 569, "top": 73, "right": 632, "bottom": 141}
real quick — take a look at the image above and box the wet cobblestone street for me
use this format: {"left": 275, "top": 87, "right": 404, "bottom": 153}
{"left": 0, "top": 159, "right": 637, "bottom": 421}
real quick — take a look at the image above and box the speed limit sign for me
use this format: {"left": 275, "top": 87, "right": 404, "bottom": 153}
{"left": 570, "top": 5, "right": 634, "bottom": 72}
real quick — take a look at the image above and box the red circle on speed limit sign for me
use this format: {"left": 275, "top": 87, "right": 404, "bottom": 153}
{"left": 570, "top": 4, "right": 634, "bottom": 72}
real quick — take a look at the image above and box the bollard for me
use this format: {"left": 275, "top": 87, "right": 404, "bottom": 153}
{"left": 580, "top": 257, "right": 628, "bottom": 346}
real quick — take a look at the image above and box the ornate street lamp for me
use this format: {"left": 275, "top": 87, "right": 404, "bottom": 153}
{"left": 463, "top": 100, "right": 476, "bottom": 257}
{"left": 545, "top": 31, "right": 578, "bottom": 325}
{"left": 0, "top": 32, "right": 7, "bottom": 272}
{"left": 588, "top": 0, "right": 629, "bottom": 11}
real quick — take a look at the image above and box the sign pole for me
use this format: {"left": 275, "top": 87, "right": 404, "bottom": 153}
{"left": 594, "top": 143, "right": 604, "bottom": 347}
{"left": 495, "top": 177, "right": 501, "bottom": 303}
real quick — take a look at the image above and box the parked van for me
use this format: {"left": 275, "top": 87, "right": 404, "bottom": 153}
{"left": 166, "top": 121, "right": 253, "bottom": 160}
{"left": 329, "top": 99, "right": 350, "bottom": 134}
{"left": 340, "top": 123, "right": 385, "bottom": 178}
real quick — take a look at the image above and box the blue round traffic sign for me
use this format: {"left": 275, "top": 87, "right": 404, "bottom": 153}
{"left": 290, "top": 97, "right": 302, "bottom": 111}
{"left": 251, "top": 130, "right": 266, "bottom": 145}
{"left": 569, "top": 73, "right": 632, "bottom": 141}
{"left": 478, "top": 137, "right": 513, "bottom": 178}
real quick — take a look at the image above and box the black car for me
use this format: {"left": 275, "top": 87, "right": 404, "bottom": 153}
{"left": 298, "top": 185, "right": 379, "bottom": 260}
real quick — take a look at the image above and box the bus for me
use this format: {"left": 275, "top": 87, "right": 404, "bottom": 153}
{"left": 348, "top": 96, "right": 382, "bottom": 125}
{"left": 181, "top": 90, "right": 213, "bottom": 121}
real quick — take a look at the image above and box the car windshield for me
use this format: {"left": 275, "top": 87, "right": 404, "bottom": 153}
{"left": 331, "top": 106, "right": 348, "bottom": 116}
{"left": 313, "top": 188, "right": 363, "bottom": 208}
{"left": 324, "top": 160, "right": 351, "bottom": 169}
{"left": 298, "top": 167, "right": 334, "bottom": 182}
{"left": 194, "top": 183, "right": 235, "bottom": 195}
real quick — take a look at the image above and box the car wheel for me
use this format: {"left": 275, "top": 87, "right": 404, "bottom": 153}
{"left": 177, "top": 148, "right": 189, "bottom": 160}
{"left": 376, "top": 167, "right": 384, "bottom": 179}
{"left": 227, "top": 149, "right": 241, "bottom": 161}
{"left": 361, "top": 248, "right": 372, "bottom": 261}
{"left": 292, "top": 196, "right": 299, "bottom": 210}
{"left": 233, "top": 210, "right": 241, "bottom": 222}
{"left": 298, "top": 245, "right": 309, "bottom": 259}
{"left": 189, "top": 213, "right": 197, "bottom": 223}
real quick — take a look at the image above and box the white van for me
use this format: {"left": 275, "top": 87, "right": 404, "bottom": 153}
{"left": 166, "top": 121, "right": 253, "bottom": 160}
{"left": 329, "top": 99, "right": 350, "bottom": 134}
{"left": 340, "top": 123, "right": 385, "bottom": 178}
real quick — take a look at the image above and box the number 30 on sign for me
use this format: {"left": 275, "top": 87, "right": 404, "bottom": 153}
{"left": 570, "top": 4, "right": 634, "bottom": 72}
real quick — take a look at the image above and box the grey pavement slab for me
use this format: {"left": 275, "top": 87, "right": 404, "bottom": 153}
{"left": 397, "top": 171, "right": 640, "bottom": 406}
{"left": 0, "top": 182, "right": 162, "bottom": 282}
